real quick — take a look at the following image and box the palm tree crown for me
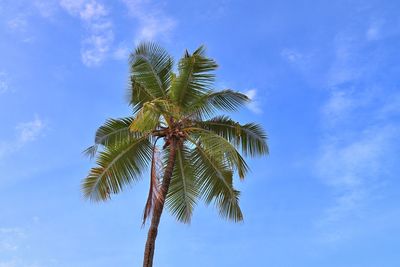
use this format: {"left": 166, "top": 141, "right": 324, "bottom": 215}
{"left": 82, "top": 42, "right": 268, "bottom": 266}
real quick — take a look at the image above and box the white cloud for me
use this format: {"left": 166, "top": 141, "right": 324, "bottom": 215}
{"left": 81, "top": 30, "right": 113, "bottom": 66}
{"left": 0, "top": 228, "right": 24, "bottom": 236}
{"left": 16, "top": 116, "right": 45, "bottom": 144}
{"left": 6, "top": 16, "right": 28, "bottom": 32}
{"left": 366, "top": 20, "right": 383, "bottom": 41}
{"left": 322, "top": 89, "right": 376, "bottom": 127}
{"left": 0, "top": 72, "right": 10, "bottom": 94}
{"left": 113, "top": 44, "right": 130, "bottom": 60}
{"left": 326, "top": 36, "right": 363, "bottom": 87}
{"left": 314, "top": 28, "right": 400, "bottom": 239}
{"left": 244, "top": 89, "right": 262, "bottom": 114}
{"left": 378, "top": 92, "right": 400, "bottom": 118}
{"left": 366, "top": 25, "right": 379, "bottom": 41}
{"left": 136, "top": 15, "right": 175, "bottom": 41}
{"left": 322, "top": 90, "right": 354, "bottom": 122}
{"left": 316, "top": 87, "right": 400, "bottom": 241}
{"left": 0, "top": 227, "right": 25, "bottom": 252}
{"left": 0, "top": 260, "right": 18, "bottom": 267}
{"left": 0, "top": 116, "right": 46, "bottom": 158}
{"left": 0, "top": 221, "right": 46, "bottom": 267}
{"left": 60, "top": 0, "right": 107, "bottom": 21}
{"left": 317, "top": 126, "right": 394, "bottom": 194}
{"left": 280, "top": 48, "right": 317, "bottom": 83}
{"left": 316, "top": 126, "right": 399, "bottom": 243}
{"left": 365, "top": 19, "right": 400, "bottom": 42}
{"left": 79, "top": 1, "right": 107, "bottom": 20}
{"left": 59, "top": 0, "right": 85, "bottom": 15}
{"left": 0, "top": 260, "right": 41, "bottom": 267}
{"left": 122, "top": 0, "right": 177, "bottom": 42}
{"left": 0, "top": 223, "right": 55, "bottom": 267}
{"left": 59, "top": 0, "right": 114, "bottom": 66}
{"left": 32, "top": 216, "right": 40, "bottom": 224}
{"left": 59, "top": 0, "right": 176, "bottom": 65}
{"left": 281, "top": 48, "right": 303, "bottom": 63}
{"left": 277, "top": 18, "right": 400, "bottom": 242}
{"left": 34, "top": 0, "right": 58, "bottom": 18}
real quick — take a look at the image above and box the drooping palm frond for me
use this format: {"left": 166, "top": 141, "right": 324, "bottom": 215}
{"left": 130, "top": 99, "right": 177, "bottom": 133}
{"left": 165, "top": 142, "right": 198, "bottom": 223}
{"left": 82, "top": 136, "right": 152, "bottom": 201}
{"left": 83, "top": 117, "right": 141, "bottom": 158}
{"left": 169, "top": 45, "right": 218, "bottom": 109}
{"left": 130, "top": 103, "right": 161, "bottom": 133}
{"left": 188, "top": 129, "right": 249, "bottom": 179}
{"left": 188, "top": 137, "right": 243, "bottom": 222}
{"left": 187, "top": 89, "right": 250, "bottom": 118}
{"left": 127, "top": 78, "right": 157, "bottom": 114}
{"left": 129, "top": 42, "right": 173, "bottom": 109}
{"left": 196, "top": 116, "right": 269, "bottom": 157}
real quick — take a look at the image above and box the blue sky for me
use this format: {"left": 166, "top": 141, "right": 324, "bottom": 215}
{"left": 1, "top": 0, "right": 400, "bottom": 266}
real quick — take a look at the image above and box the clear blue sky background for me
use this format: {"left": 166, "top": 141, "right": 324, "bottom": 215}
{"left": 0, "top": 0, "right": 399, "bottom": 266}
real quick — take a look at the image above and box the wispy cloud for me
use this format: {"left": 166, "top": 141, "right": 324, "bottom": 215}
{"left": 112, "top": 43, "right": 130, "bottom": 60}
{"left": 59, "top": 0, "right": 114, "bottom": 66}
{"left": 316, "top": 86, "right": 400, "bottom": 241}
{"left": 122, "top": 0, "right": 177, "bottom": 42}
{"left": 281, "top": 22, "right": 399, "bottom": 236}
{"left": 0, "top": 116, "right": 46, "bottom": 158}
{"left": 0, "top": 260, "right": 41, "bottom": 267}
{"left": 0, "top": 228, "right": 24, "bottom": 236}
{"left": 3, "top": 2, "right": 53, "bottom": 43}
{"left": 326, "top": 35, "right": 365, "bottom": 88}
{"left": 16, "top": 116, "right": 46, "bottom": 144}
{"left": 0, "top": 227, "right": 25, "bottom": 252}
{"left": 280, "top": 48, "right": 317, "bottom": 83}
{"left": 317, "top": 126, "right": 396, "bottom": 210}
{"left": 6, "top": 16, "right": 28, "bottom": 32}
{"left": 311, "top": 20, "right": 400, "bottom": 241}
{"left": 244, "top": 89, "right": 263, "bottom": 114}
{"left": 0, "top": 225, "right": 44, "bottom": 267}
{"left": 366, "top": 24, "right": 379, "bottom": 41}
{"left": 366, "top": 20, "right": 384, "bottom": 41}
{"left": 321, "top": 89, "right": 377, "bottom": 127}
{"left": 33, "top": 0, "right": 58, "bottom": 18}
{"left": 378, "top": 92, "right": 400, "bottom": 118}
{"left": 0, "top": 72, "right": 10, "bottom": 95}
{"left": 322, "top": 90, "right": 354, "bottom": 122}
{"left": 281, "top": 48, "right": 304, "bottom": 63}
{"left": 316, "top": 125, "right": 398, "bottom": 243}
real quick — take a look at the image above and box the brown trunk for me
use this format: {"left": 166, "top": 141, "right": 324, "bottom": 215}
{"left": 142, "top": 137, "right": 178, "bottom": 267}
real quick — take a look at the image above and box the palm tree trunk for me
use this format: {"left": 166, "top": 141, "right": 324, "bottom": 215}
{"left": 142, "top": 137, "right": 178, "bottom": 267}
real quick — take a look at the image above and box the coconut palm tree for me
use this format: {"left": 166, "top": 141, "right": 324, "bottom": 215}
{"left": 82, "top": 42, "right": 268, "bottom": 267}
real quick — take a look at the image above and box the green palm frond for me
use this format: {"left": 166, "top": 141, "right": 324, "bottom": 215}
{"left": 188, "top": 89, "right": 249, "bottom": 117}
{"left": 169, "top": 45, "right": 218, "bottom": 108}
{"left": 188, "top": 137, "right": 243, "bottom": 222}
{"left": 82, "top": 136, "right": 152, "bottom": 201}
{"left": 130, "top": 99, "right": 176, "bottom": 132}
{"left": 196, "top": 116, "right": 269, "bottom": 157}
{"left": 189, "top": 129, "right": 249, "bottom": 179}
{"left": 130, "top": 103, "right": 161, "bottom": 133}
{"left": 129, "top": 42, "right": 173, "bottom": 107}
{"left": 83, "top": 117, "right": 141, "bottom": 158}
{"left": 166, "top": 142, "right": 198, "bottom": 223}
{"left": 127, "top": 78, "right": 157, "bottom": 113}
